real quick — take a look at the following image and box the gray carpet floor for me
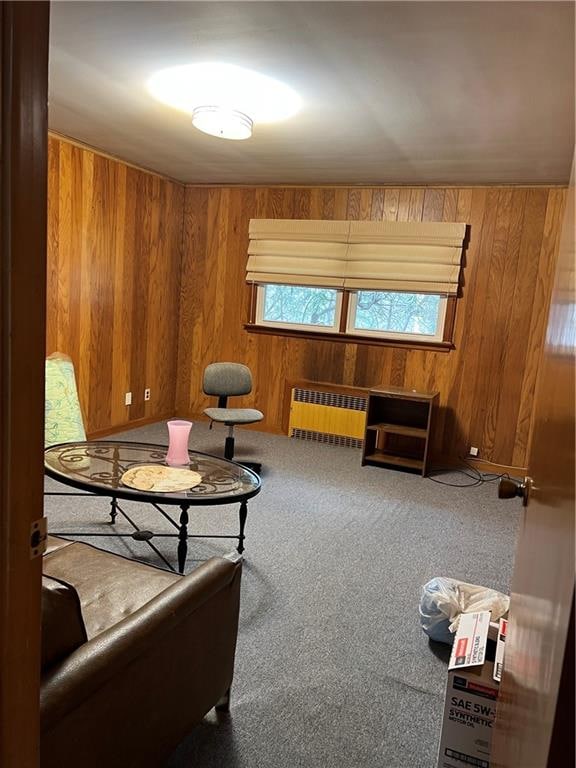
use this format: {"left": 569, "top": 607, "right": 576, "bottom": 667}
{"left": 44, "top": 420, "right": 520, "bottom": 768}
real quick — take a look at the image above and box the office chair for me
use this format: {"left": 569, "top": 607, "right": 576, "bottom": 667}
{"left": 202, "top": 362, "right": 264, "bottom": 474}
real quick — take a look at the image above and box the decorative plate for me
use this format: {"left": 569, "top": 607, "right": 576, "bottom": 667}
{"left": 120, "top": 465, "right": 202, "bottom": 493}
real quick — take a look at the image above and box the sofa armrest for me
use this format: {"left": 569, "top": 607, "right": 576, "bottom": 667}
{"left": 41, "top": 556, "right": 241, "bottom": 732}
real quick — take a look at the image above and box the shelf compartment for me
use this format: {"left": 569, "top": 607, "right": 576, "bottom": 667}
{"left": 363, "top": 452, "right": 424, "bottom": 470}
{"left": 366, "top": 398, "right": 429, "bottom": 430}
{"left": 366, "top": 422, "right": 427, "bottom": 439}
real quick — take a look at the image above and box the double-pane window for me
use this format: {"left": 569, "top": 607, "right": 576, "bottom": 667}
{"left": 256, "top": 284, "right": 447, "bottom": 342}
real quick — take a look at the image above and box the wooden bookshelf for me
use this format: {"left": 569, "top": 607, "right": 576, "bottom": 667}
{"left": 361, "top": 385, "right": 439, "bottom": 477}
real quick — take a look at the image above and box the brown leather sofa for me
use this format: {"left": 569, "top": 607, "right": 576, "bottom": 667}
{"left": 41, "top": 537, "right": 242, "bottom": 768}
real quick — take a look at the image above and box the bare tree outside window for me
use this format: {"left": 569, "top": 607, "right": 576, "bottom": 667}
{"left": 263, "top": 285, "right": 338, "bottom": 327}
{"left": 256, "top": 284, "right": 445, "bottom": 341}
{"left": 352, "top": 291, "right": 440, "bottom": 335}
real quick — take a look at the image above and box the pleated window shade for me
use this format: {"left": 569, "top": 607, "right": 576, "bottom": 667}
{"left": 247, "top": 219, "right": 467, "bottom": 294}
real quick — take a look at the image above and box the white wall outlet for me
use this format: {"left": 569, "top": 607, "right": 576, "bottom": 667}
{"left": 144, "top": 388, "right": 151, "bottom": 401}
{"left": 125, "top": 392, "right": 132, "bottom": 406}
{"left": 469, "top": 446, "right": 479, "bottom": 457}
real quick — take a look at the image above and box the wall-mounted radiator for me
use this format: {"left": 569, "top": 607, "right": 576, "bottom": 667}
{"left": 288, "top": 383, "right": 368, "bottom": 449}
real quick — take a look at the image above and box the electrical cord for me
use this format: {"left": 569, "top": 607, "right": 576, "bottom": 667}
{"left": 427, "top": 456, "right": 510, "bottom": 488}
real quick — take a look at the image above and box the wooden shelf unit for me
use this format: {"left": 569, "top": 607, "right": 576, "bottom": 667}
{"left": 361, "top": 385, "right": 439, "bottom": 477}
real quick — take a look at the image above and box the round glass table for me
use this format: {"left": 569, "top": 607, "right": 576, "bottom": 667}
{"left": 44, "top": 440, "right": 261, "bottom": 573}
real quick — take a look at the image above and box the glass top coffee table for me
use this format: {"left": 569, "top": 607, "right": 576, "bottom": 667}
{"left": 44, "top": 440, "right": 261, "bottom": 573}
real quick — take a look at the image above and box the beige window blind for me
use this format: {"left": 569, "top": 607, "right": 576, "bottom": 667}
{"left": 246, "top": 219, "right": 467, "bottom": 294}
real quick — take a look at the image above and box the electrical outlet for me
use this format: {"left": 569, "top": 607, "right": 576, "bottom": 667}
{"left": 125, "top": 392, "right": 132, "bottom": 406}
{"left": 144, "top": 388, "right": 151, "bottom": 401}
{"left": 469, "top": 446, "right": 479, "bottom": 457}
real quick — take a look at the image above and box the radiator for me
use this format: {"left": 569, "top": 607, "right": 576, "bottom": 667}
{"left": 288, "top": 386, "right": 368, "bottom": 449}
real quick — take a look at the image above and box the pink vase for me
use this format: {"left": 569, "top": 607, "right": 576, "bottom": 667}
{"left": 166, "top": 420, "right": 193, "bottom": 466}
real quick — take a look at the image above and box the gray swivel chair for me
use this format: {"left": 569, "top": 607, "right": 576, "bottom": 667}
{"left": 202, "top": 363, "right": 264, "bottom": 473}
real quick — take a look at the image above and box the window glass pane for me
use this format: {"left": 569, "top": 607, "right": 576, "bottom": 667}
{"left": 262, "top": 284, "right": 338, "bottom": 327}
{"left": 352, "top": 291, "right": 440, "bottom": 335}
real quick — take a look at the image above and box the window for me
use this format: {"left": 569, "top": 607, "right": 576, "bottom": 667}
{"left": 347, "top": 290, "right": 447, "bottom": 342}
{"left": 256, "top": 284, "right": 341, "bottom": 332}
{"left": 246, "top": 218, "right": 466, "bottom": 347}
{"left": 253, "top": 283, "right": 449, "bottom": 344}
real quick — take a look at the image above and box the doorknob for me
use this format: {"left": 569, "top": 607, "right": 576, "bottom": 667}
{"left": 498, "top": 476, "right": 532, "bottom": 506}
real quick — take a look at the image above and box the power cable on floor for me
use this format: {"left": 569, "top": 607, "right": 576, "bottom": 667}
{"left": 427, "top": 457, "right": 510, "bottom": 488}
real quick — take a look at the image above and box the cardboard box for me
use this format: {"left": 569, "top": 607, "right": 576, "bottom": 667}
{"left": 436, "top": 614, "right": 507, "bottom": 768}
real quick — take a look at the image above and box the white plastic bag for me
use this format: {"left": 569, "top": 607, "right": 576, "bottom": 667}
{"left": 419, "top": 577, "right": 509, "bottom": 644}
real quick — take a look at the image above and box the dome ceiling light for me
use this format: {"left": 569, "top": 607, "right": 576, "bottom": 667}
{"left": 191, "top": 106, "right": 253, "bottom": 141}
{"left": 147, "top": 62, "right": 301, "bottom": 140}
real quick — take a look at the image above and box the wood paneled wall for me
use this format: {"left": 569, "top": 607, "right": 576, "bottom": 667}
{"left": 176, "top": 185, "right": 565, "bottom": 470}
{"left": 46, "top": 135, "right": 185, "bottom": 434}
{"left": 45, "top": 136, "right": 565, "bottom": 469}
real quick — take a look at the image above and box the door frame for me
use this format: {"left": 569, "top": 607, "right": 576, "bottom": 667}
{"left": 0, "top": 3, "right": 50, "bottom": 767}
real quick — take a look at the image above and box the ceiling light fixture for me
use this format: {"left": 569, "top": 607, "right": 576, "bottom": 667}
{"left": 191, "top": 106, "right": 253, "bottom": 140}
{"left": 147, "top": 62, "right": 301, "bottom": 141}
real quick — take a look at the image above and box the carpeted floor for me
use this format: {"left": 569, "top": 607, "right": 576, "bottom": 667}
{"left": 44, "top": 420, "right": 520, "bottom": 768}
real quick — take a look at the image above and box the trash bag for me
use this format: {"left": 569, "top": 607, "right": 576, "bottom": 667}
{"left": 419, "top": 577, "right": 509, "bottom": 645}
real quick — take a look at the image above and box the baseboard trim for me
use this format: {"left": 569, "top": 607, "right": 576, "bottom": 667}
{"left": 433, "top": 454, "right": 526, "bottom": 478}
{"left": 88, "top": 417, "right": 527, "bottom": 477}
{"left": 87, "top": 413, "right": 174, "bottom": 440}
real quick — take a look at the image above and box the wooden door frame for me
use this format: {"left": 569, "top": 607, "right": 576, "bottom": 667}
{"left": 0, "top": 3, "right": 50, "bottom": 767}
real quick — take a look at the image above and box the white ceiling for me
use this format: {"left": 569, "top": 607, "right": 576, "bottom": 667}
{"left": 48, "top": 1, "right": 575, "bottom": 185}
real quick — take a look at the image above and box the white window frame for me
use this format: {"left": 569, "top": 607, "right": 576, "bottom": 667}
{"left": 253, "top": 284, "right": 449, "bottom": 343}
{"left": 346, "top": 291, "right": 447, "bottom": 343}
{"left": 255, "top": 283, "right": 343, "bottom": 334}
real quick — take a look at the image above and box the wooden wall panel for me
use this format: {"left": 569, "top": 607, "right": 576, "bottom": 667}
{"left": 46, "top": 135, "right": 564, "bottom": 469}
{"left": 46, "top": 136, "right": 185, "bottom": 434}
{"left": 176, "top": 185, "right": 565, "bottom": 470}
